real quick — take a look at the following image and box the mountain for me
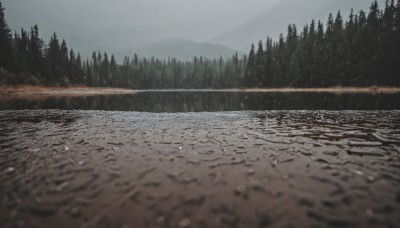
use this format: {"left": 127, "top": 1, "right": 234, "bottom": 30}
{"left": 115, "top": 38, "right": 241, "bottom": 61}
{"left": 213, "top": 0, "right": 385, "bottom": 51}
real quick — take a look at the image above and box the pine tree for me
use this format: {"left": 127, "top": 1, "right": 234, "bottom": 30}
{"left": 12, "top": 29, "right": 29, "bottom": 76}
{"left": 276, "top": 34, "right": 287, "bottom": 87}
{"left": 91, "top": 51, "right": 98, "bottom": 86}
{"left": 344, "top": 9, "right": 357, "bottom": 85}
{"left": 59, "top": 40, "right": 69, "bottom": 83}
{"left": 294, "top": 25, "right": 309, "bottom": 87}
{"left": 0, "top": 2, "right": 13, "bottom": 70}
{"left": 110, "top": 54, "right": 118, "bottom": 86}
{"left": 312, "top": 20, "right": 326, "bottom": 86}
{"left": 244, "top": 44, "right": 256, "bottom": 87}
{"left": 306, "top": 20, "right": 317, "bottom": 86}
{"left": 255, "top": 40, "right": 265, "bottom": 86}
{"left": 392, "top": 0, "right": 400, "bottom": 85}
{"left": 231, "top": 52, "right": 240, "bottom": 87}
{"left": 286, "top": 24, "right": 299, "bottom": 85}
{"left": 47, "top": 33, "right": 61, "bottom": 83}
{"left": 365, "top": 1, "right": 381, "bottom": 84}
{"left": 75, "top": 53, "right": 83, "bottom": 84}
{"left": 264, "top": 38, "right": 273, "bottom": 87}
{"left": 332, "top": 11, "right": 345, "bottom": 85}
{"left": 69, "top": 49, "right": 78, "bottom": 83}
{"left": 100, "top": 52, "right": 109, "bottom": 86}
{"left": 381, "top": 0, "right": 397, "bottom": 84}
{"left": 85, "top": 59, "right": 92, "bottom": 85}
{"left": 28, "top": 25, "right": 44, "bottom": 78}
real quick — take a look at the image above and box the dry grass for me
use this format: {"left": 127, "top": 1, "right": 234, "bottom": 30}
{"left": 0, "top": 85, "right": 137, "bottom": 96}
{"left": 1, "top": 85, "right": 400, "bottom": 99}
{"left": 0, "top": 85, "right": 140, "bottom": 102}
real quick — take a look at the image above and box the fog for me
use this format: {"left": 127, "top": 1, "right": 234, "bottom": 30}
{"left": 3, "top": 0, "right": 384, "bottom": 58}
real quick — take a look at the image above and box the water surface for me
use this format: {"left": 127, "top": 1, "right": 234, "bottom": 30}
{"left": 1, "top": 91, "right": 400, "bottom": 227}
{"left": 0, "top": 110, "right": 399, "bottom": 227}
{"left": 1, "top": 91, "right": 400, "bottom": 111}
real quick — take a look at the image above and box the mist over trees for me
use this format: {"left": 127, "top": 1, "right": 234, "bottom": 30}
{"left": 85, "top": 53, "right": 246, "bottom": 89}
{"left": 1, "top": 0, "right": 400, "bottom": 88}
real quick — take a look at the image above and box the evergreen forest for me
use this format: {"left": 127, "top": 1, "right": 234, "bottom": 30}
{"left": 1, "top": 0, "right": 399, "bottom": 88}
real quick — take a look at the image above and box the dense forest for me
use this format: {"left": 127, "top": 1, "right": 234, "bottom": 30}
{"left": 0, "top": 0, "right": 399, "bottom": 88}
{"left": 244, "top": 0, "right": 400, "bottom": 87}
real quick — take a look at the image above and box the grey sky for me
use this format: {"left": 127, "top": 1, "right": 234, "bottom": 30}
{"left": 3, "top": 0, "right": 384, "bottom": 58}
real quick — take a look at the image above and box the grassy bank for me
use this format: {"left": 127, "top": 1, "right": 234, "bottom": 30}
{"left": 0, "top": 85, "right": 137, "bottom": 96}
{"left": 1, "top": 85, "right": 400, "bottom": 97}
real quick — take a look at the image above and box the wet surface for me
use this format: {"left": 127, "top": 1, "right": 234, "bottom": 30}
{"left": 0, "top": 110, "right": 399, "bottom": 227}
{"left": 1, "top": 92, "right": 400, "bottom": 111}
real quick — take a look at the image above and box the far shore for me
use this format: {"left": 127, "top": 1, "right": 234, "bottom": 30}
{"left": 1, "top": 85, "right": 400, "bottom": 98}
{"left": 0, "top": 85, "right": 137, "bottom": 96}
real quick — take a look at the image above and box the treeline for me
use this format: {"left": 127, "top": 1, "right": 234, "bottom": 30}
{"left": 86, "top": 53, "right": 246, "bottom": 89}
{"left": 245, "top": 0, "right": 400, "bottom": 87}
{"left": 1, "top": 0, "right": 400, "bottom": 88}
{"left": 0, "top": 2, "right": 246, "bottom": 88}
{"left": 0, "top": 3, "right": 85, "bottom": 86}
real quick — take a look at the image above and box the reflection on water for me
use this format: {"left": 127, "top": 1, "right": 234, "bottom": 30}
{"left": 1, "top": 92, "right": 400, "bottom": 112}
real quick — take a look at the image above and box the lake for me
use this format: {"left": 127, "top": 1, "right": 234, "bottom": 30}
{"left": 0, "top": 91, "right": 399, "bottom": 227}
{"left": 1, "top": 91, "right": 400, "bottom": 111}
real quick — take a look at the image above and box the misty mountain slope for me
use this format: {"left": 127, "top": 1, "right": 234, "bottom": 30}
{"left": 117, "top": 39, "right": 241, "bottom": 61}
{"left": 213, "top": 0, "right": 385, "bottom": 51}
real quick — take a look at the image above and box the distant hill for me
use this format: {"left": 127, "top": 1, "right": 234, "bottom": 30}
{"left": 213, "top": 0, "right": 385, "bottom": 51}
{"left": 115, "top": 38, "right": 241, "bottom": 61}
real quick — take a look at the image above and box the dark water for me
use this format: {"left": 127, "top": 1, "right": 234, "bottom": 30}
{"left": 1, "top": 110, "right": 400, "bottom": 228}
{"left": 1, "top": 90, "right": 400, "bottom": 227}
{"left": 1, "top": 92, "right": 400, "bottom": 112}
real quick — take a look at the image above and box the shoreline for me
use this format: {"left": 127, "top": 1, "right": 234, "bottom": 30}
{"left": 1, "top": 85, "right": 400, "bottom": 98}
{"left": 0, "top": 85, "right": 137, "bottom": 96}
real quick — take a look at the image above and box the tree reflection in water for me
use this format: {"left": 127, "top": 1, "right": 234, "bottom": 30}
{"left": 1, "top": 92, "right": 400, "bottom": 112}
